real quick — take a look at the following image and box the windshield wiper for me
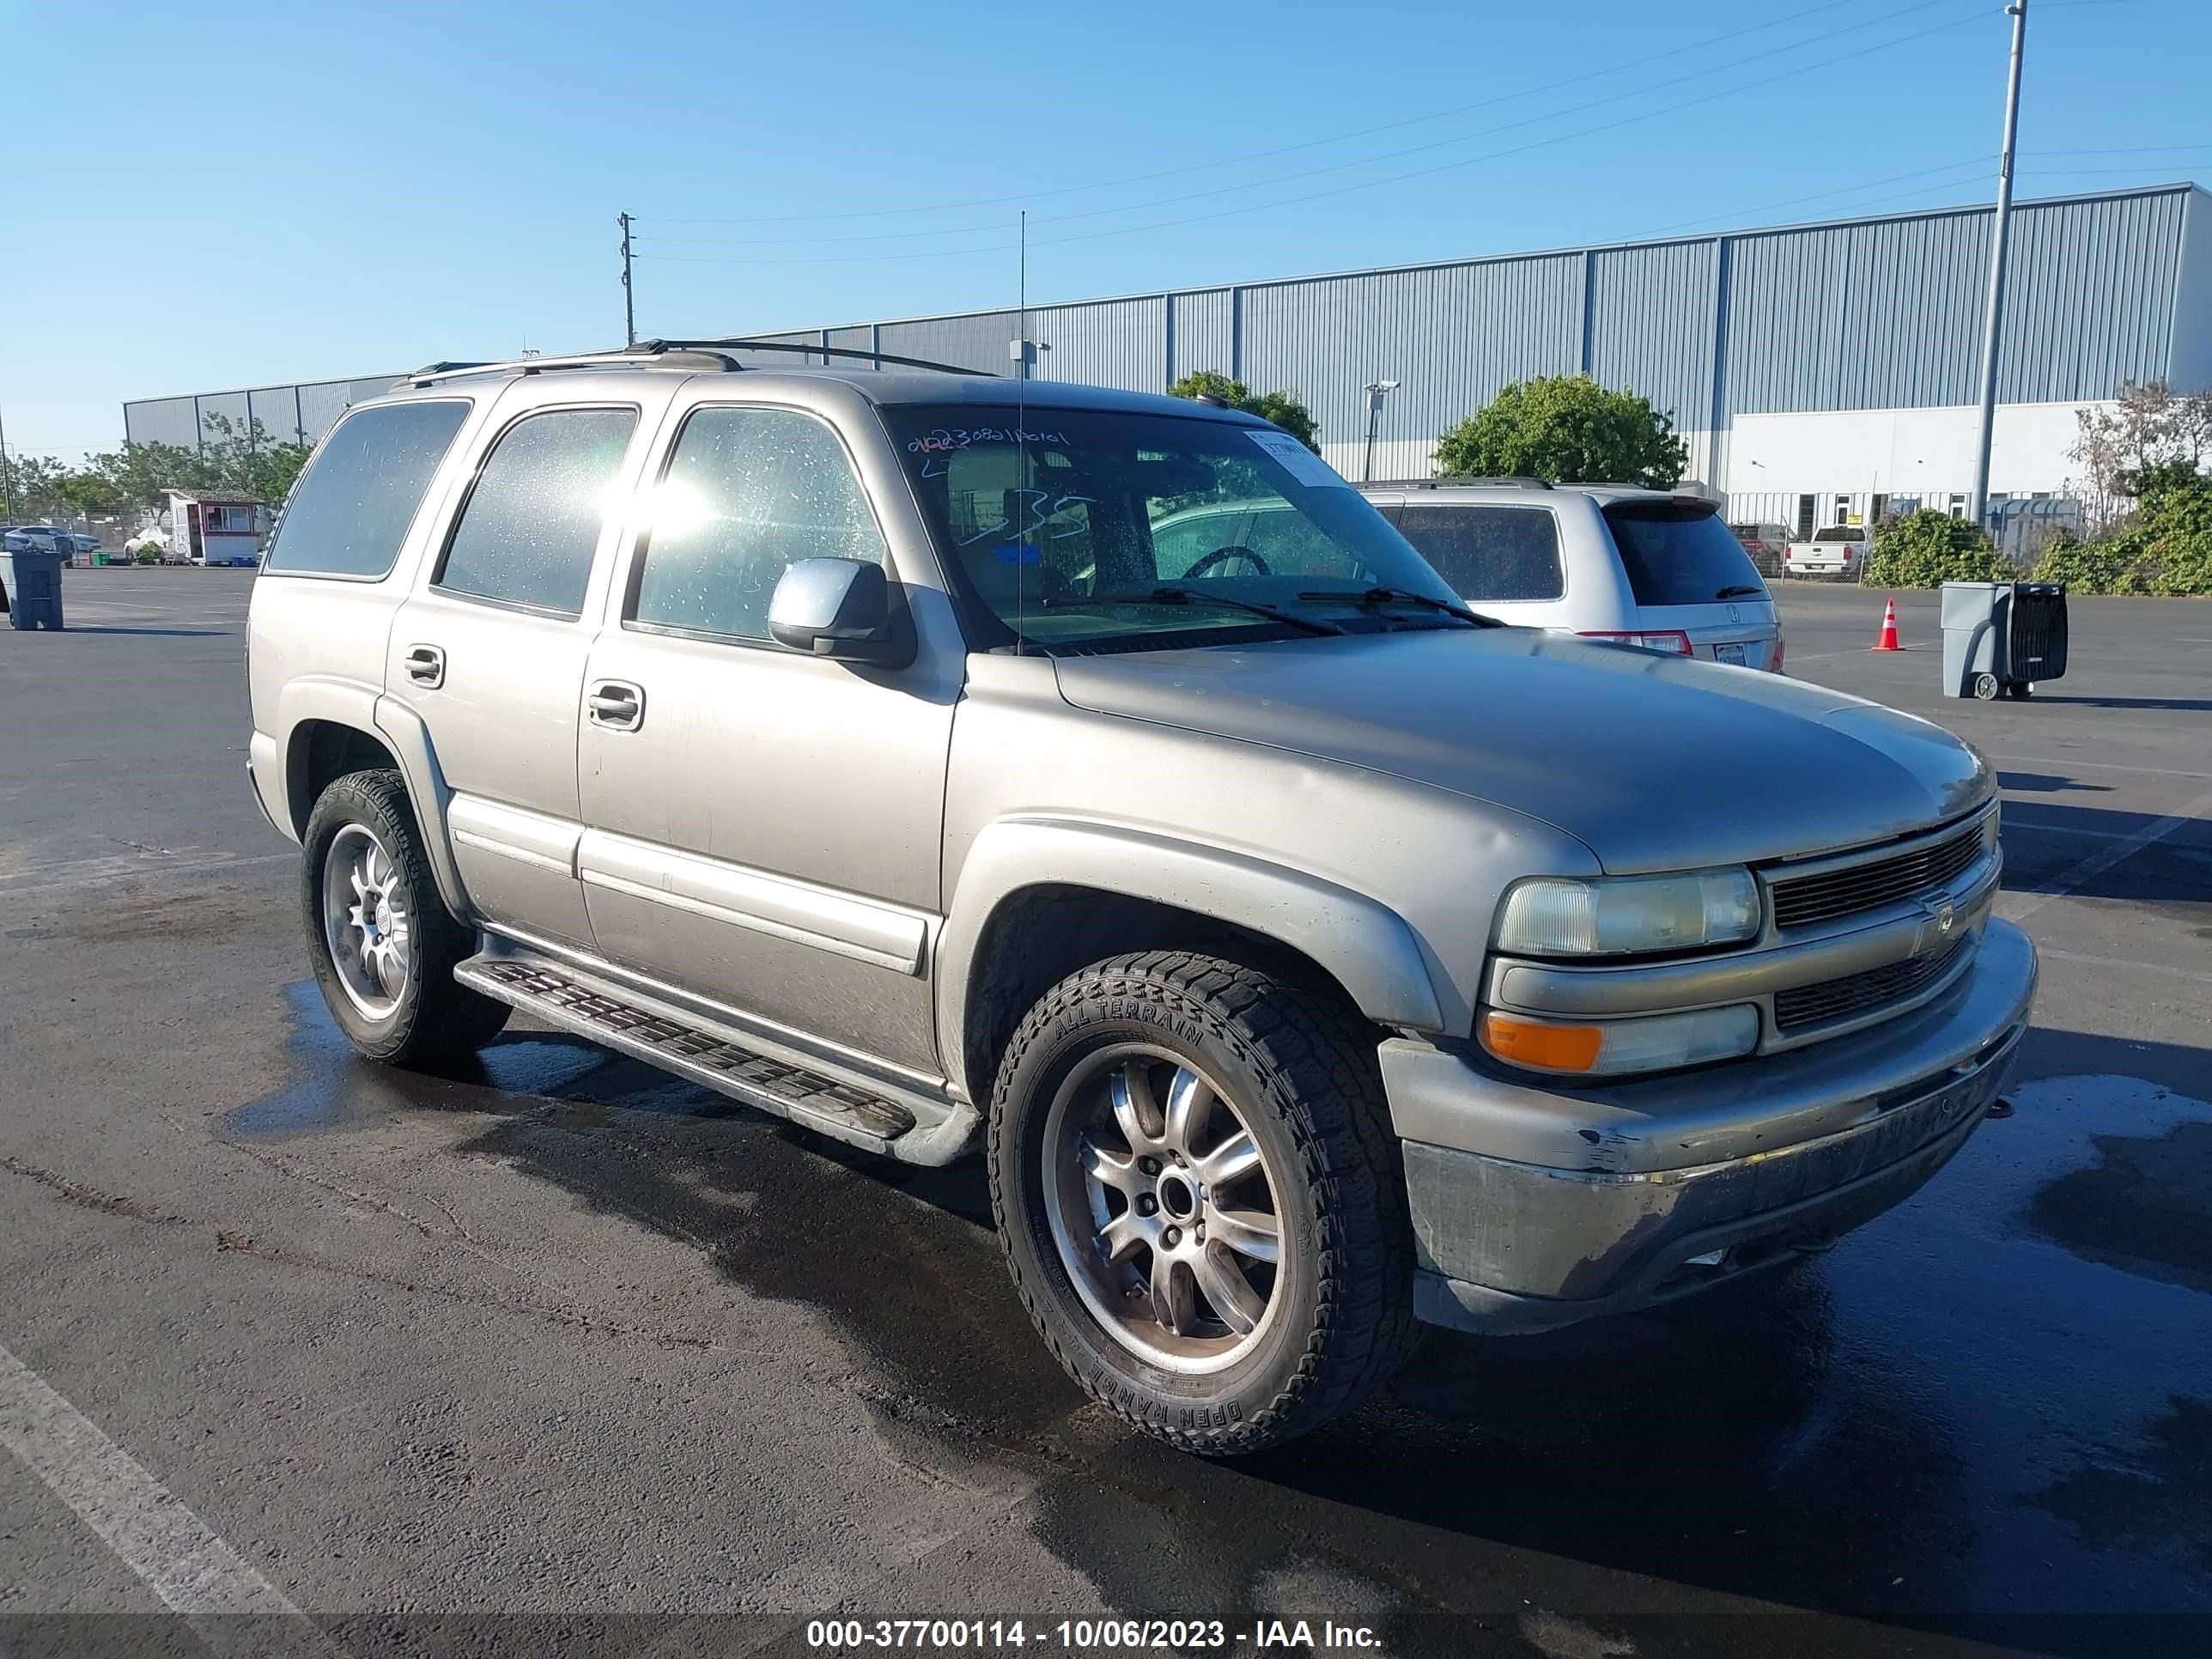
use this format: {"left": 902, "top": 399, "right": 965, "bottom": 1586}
{"left": 1054, "top": 586, "right": 1346, "bottom": 636}
{"left": 1715, "top": 584, "right": 1765, "bottom": 599}
{"left": 1294, "top": 586, "right": 1499, "bottom": 627}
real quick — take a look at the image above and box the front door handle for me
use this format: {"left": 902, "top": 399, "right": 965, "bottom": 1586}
{"left": 586, "top": 679, "right": 646, "bottom": 731}
{"left": 404, "top": 644, "right": 445, "bottom": 688}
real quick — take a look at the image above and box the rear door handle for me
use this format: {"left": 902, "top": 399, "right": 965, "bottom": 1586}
{"left": 404, "top": 644, "right": 445, "bottom": 688}
{"left": 586, "top": 679, "right": 645, "bottom": 731}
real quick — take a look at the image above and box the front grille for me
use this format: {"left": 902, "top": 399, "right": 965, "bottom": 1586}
{"left": 1769, "top": 816, "right": 1987, "bottom": 930}
{"left": 1773, "top": 935, "right": 1972, "bottom": 1031}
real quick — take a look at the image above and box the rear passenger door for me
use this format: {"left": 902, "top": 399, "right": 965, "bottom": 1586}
{"left": 385, "top": 390, "right": 656, "bottom": 951}
{"left": 1392, "top": 502, "right": 1568, "bottom": 626}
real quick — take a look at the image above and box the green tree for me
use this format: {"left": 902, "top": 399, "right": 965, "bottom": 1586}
{"left": 1168, "top": 371, "right": 1321, "bottom": 453}
{"left": 1863, "top": 509, "right": 2009, "bottom": 587}
{"left": 1434, "top": 374, "right": 1688, "bottom": 488}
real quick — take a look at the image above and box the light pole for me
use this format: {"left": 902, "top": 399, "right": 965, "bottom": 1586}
{"left": 1968, "top": 0, "right": 2028, "bottom": 533}
{"left": 1362, "top": 380, "right": 1400, "bottom": 483}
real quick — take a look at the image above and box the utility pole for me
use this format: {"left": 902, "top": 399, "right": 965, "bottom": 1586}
{"left": 0, "top": 403, "right": 13, "bottom": 519}
{"left": 617, "top": 212, "right": 636, "bottom": 347}
{"left": 1968, "top": 0, "right": 2028, "bottom": 534}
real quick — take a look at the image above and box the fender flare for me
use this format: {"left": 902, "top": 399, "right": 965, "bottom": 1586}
{"left": 934, "top": 817, "right": 1449, "bottom": 1100}
{"left": 271, "top": 676, "right": 471, "bottom": 919}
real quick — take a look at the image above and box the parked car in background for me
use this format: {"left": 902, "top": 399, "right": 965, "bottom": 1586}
{"left": 1785, "top": 525, "right": 1868, "bottom": 577}
{"left": 68, "top": 532, "right": 101, "bottom": 556}
{"left": 1361, "top": 479, "right": 1783, "bottom": 672}
{"left": 2, "top": 526, "right": 77, "bottom": 560}
{"left": 1729, "top": 520, "right": 1790, "bottom": 574}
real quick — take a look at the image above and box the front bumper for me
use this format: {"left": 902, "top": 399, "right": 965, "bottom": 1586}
{"left": 1385, "top": 918, "right": 2036, "bottom": 1334}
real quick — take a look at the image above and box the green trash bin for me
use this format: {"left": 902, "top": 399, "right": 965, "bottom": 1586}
{"left": 93, "top": 551, "right": 109, "bottom": 568}
{"left": 1, "top": 548, "right": 66, "bottom": 629}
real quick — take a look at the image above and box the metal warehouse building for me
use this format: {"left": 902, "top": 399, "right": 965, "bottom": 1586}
{"left": 127, "top": 183, "right": 2210, "bottom": 538}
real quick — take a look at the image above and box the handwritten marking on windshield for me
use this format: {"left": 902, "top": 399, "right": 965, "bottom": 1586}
{"left": 908, "top": 427, "right": 1068, "bottom": 453}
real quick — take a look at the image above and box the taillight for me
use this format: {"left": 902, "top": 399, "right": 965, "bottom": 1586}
{"left": 1771, "top": 635, "right": 1785, "bottom": 673}
{"left": 1577, "top": 629, "right": 1693, "bottom": 655}
{"left": 1842, "top": 549, "right": 1854, "bottom": 562}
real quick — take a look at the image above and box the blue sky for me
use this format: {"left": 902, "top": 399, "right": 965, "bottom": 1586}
{"left": 3, "top": 0, "right": 2206, "bottom": 459}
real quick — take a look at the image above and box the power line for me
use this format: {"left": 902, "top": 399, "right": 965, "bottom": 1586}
{"left": 639, "top": 0, "right": 1969, "bottom": 253}
{"left": 635, "top": 6, "right": 1991, "bottom": 271}
{"left": 1646, "top": 156, "right": 1996, "bottom": 235}
{"left": 632, "top": 0, "right": 1902, "bottom": 228}
{"left": 1030, "top": 9, "right": 1991, "bottom": 252}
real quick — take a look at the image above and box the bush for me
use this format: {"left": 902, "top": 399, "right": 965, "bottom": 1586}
{"left": 134, "top": 550, "right": 160, "bottom": 565}
{"left": 1166, "top": 371, "right": 1321, "bottom": 453}
{"left": 2031, "top": 532, "right": 2139, "bottom": 593}
{"left": 1862, "top": 510, "right": 2009, "bottom": 587}
{"left": 2027, "top": 471, "right": 2212, "bottom": 595}
{"left": 1434, "top": 374, "right": 1687, "bottom": 488}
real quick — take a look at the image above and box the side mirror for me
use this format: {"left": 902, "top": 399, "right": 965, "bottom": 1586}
{"left": 767, "top": 557, "right": 909, "bottom": 665}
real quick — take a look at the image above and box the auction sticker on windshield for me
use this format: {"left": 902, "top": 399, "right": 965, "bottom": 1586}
{"left": 1246, "top": 429, "right": 1348, "bottom": 489}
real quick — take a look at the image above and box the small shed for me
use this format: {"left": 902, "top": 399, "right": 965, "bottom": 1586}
{"left": 162, "top": 488, "right": 266, "bottom": 567}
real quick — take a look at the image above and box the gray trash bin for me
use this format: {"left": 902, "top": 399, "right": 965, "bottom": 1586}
{"left": 1940, "top": 580, "right": 2067, "bottom": 702}
{"left": 0, "top": 548, "right": 66, "bottom": 631}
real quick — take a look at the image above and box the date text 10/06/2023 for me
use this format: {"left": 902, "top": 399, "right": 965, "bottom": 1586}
{"left": 805, "top": 1618, "right": 1384, "bottom": 1650}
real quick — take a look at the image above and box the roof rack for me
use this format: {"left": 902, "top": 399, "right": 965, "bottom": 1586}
{"left": 405, "top": 347, "right": 745, "bottom": 387}
{"left": 1407, "top": 475, "right": 1556, "bottom": 490}
{"left": 646, "top": 337, "right": 997, "bottom": 378}
{"left": 404, "top": 337, "right": 994, "bottom": 390}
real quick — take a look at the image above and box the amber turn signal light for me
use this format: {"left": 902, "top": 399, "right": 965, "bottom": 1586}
{"left": 1480, "top": 1011, "right": 1604, "bottom": 1073}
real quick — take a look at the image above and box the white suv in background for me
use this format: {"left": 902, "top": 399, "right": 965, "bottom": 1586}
{"left": 1359, "top": 479, "right": 1783, "bottom": 672}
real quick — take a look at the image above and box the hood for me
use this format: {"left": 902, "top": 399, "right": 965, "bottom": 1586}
{"left": 1052, "top": 629, "right": 1991, "bottom": 874}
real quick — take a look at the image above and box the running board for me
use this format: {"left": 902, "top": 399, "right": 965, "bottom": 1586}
{"left": 453, "top": 953, "right": 975, "bottom": 1164}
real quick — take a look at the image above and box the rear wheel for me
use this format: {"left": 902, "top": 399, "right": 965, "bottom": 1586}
{"left": 2006, "top": 680, "right": 2033, "bottom": 701}
{"left": 301, "top": 769, "right": 508, "bottom": 1063}
{"left": 988, "top": 951, "right": 1417, "bottom": 1454}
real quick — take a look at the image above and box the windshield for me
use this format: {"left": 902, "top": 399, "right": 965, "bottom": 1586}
{"left": 1601, "top": 501, "right": 1770, "bottom": 606}
{"left": 884, "top": 405, "right": 1461, "bottom": 651}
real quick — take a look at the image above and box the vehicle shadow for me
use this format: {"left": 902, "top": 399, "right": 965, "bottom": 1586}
{"left": 2025, "top": 696, "right": 2212, "bottom": 713}
{"left": 1997, "top": 770, "right": 2112, "bottom": 795}
{"left": 2000, "top": 800, "right": 2212, "bottom": 905}
{"left": 238, "top": 988, "right": 2212, "bottom": 1655}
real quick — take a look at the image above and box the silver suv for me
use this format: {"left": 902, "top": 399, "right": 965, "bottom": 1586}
{"left": 246, "top": 343, "right": 2035, "bottom": 1454}
{"left": 1361, "top": 480, "right": 1784, "bottom": 672}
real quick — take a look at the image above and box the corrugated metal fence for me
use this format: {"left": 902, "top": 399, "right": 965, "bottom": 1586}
{"left": 123, "top": 186, "right": 2203, "bottom": 486}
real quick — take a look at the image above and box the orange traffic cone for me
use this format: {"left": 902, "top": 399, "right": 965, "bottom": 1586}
{"left": 1872, "top": 598, "right": 1901, "bottom": 652}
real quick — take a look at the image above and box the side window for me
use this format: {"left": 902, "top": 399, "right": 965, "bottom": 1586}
{"left": 1395, "top": 505, "right": 1563, "bottom": 603}
{"left": 263, "top": 399, "right": 471, "bottom": 578}
{"left": 436, "top": 407, "right": 637, "bottom": 616}
{"left": 632, "top": 407, "right": 887, "bottom": 641}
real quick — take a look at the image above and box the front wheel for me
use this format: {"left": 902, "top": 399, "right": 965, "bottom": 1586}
{"left": 301, "top": 769, "right": 508, "bottom": 1063}
{"left": 988, "top": 951, "right": 1417, "bottom": 1454}
{"left": 1972, "top": 672, "right": 2002, "bottom": 702}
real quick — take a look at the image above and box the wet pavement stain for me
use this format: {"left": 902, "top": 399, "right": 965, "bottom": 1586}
{"left": 2027, "top": 1395, "right": 2212, "bottom": 1577}
{"left": 221, "top": 989, "right": 2212, "bottom": 1655}
{"left": 2029, "top": 1119, "right": 2212, "bottom": 1293}
{"left": 223, "top": 981, "right": 742, "bottom": 1138}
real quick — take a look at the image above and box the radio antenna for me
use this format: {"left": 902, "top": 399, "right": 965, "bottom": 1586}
{"left": 1013, "top": 209, "right": 1028, "bottom": 655}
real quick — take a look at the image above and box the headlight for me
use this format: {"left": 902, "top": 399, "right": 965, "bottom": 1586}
{"left": 1481, "top": 1005, "right": 1760, "bottom": 1077}
{"left": 1495, "top": 869, "right": 1760, "bottom": 957}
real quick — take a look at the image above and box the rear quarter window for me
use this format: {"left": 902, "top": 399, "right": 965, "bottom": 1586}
{"left": 263, "top": 399, "right": 471, "bottom": 578}
{"left": 1602, "top": 503, "right": 1768, "bottom": 607}
{"left": 1395, "top": 503, "right": 1564, "bottom": 603}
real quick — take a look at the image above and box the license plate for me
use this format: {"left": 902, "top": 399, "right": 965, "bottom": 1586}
{"left": 1714, "top": 642, "right": 1747, "bottom": 665}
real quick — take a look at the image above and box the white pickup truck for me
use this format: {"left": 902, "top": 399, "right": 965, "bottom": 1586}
{"left": 1784, "top": 525, "right": 1868, "bottom": 577}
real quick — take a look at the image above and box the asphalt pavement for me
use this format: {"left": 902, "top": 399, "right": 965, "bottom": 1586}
{"left": 1, "top": 568, "right": 2207, "bottom": 1659}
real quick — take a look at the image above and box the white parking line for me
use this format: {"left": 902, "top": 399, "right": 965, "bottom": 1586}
{"left": 1996, "top": 785, "right": 2212, "bottom": 925}
{"left": 0, "top": 1340, "right": 344, "bottom": 1656}
{"left": 2037, "top": 948, "right": 2212, "bottom": 987}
